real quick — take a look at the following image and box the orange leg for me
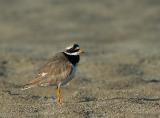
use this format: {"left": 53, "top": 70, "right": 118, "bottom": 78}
{"left": 56, "top": 85, "right": 62, "bottom": 106}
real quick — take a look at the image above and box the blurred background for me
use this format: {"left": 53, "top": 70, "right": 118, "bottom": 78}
{"left": 0, "top": 0, "right": 160, "bottom": 117}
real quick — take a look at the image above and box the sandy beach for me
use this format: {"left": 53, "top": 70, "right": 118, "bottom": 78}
{"left": 0, "top": 0, "right": 160, "bottom": 117}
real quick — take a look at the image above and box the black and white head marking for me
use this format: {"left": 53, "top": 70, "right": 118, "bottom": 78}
{"left": 64, "top": 44, "right": 80, "bottom": 56}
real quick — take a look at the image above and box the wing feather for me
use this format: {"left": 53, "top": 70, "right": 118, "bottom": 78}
{"left": 28, "top": 53, "right": 72, "bottom": 86}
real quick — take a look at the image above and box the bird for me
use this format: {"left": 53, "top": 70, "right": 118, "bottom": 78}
{"left": 21, "top": 43, "right": 84, "bottom": 105}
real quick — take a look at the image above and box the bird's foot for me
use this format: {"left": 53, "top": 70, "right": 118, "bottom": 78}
{"left": 56, "top": 87, "right": 62, "bottom": 106}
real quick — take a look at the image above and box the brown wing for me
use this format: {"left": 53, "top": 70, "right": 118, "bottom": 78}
{"left": 29, "top": 53, "right": 72, "bottom": 86}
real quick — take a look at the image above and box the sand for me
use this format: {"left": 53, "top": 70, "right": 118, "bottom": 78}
{"left": 0, "top": 0, "right": 160, "bottom": 117}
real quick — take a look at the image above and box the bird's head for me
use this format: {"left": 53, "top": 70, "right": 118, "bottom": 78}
{"left": 64, "top": 43, "right": 84, "bottom": 56}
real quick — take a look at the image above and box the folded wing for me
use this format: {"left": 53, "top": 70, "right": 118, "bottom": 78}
{"left": 22, "top": 53, "right": 72, "bottom": 90}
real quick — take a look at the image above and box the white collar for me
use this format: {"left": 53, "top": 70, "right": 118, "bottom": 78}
{"left": 64, "top": 51, "right": 79, "bottom": 56}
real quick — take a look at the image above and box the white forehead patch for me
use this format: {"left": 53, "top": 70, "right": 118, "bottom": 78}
{"left": 39, "top": 72, "right": 48, "bottom": 77}
{"left": 65, "top": 45, "right": 73, "bottom": 50}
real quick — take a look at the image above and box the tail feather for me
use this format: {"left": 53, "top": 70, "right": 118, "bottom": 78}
{"left": 21, "top": 77, "right": 42, "bottom": 90}
{"left": 21, "top": 84, "right": 37, "bottom": 90}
